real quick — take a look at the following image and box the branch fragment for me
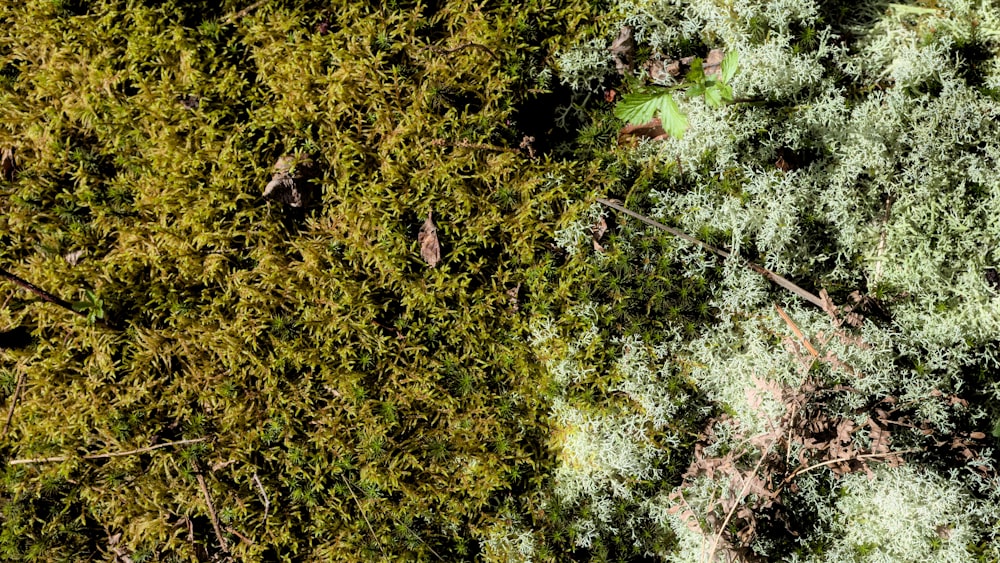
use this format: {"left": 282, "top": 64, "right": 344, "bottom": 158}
{"left": 8, "top": 437, "right": 211, "bottom": 466}
{"left": 596, "top": 199, "right": 825, "bottom": 308}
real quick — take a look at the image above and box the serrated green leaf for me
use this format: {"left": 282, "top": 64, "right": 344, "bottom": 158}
{"left": 704, "top": 86, "right": 723, "bottom": 108}
{"left": 721, "top": 50, "right": 739, "bottom": 83}
{"left": 659, "top": 94, "right": 688, "bottom": 138}
{"left": 613, "top": 91, "right": 665, "bottom": 125}
{"left": 718, "top": 82, "right": 734, "bottom": 103}
{"left": 687, "top": 83, "right": 705, "bottom": 97}
{"left": 614, "top": 90, "right": 688, "bottom": 138}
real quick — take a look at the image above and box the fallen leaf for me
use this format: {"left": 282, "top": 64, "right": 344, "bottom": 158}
{"left": 1, "top": 147, "right": 15, "bottom": 181}
{"left": 506, "top": 283, "right": 520, "bottom": 311}
{"left": 64, "top": 249, "right": 86, "bottom": 266}
{"left": 617, "top": 118, "right": 668, "bottom": 145}
{"left": 642, "top": 57, "right": 675, "bottom": 83}
{"left": 704, "top": 48, "right": 725, "bottom": 77}
{"left": 609, "top": 26, "right": 635, "bottom": 74}
{"left": 604, "top": 89, "right": 617, "bottom": 103}
{"left": 592, "top": 216, "right": 608, "bottom": 252}
{"left": 418, "top": 211, "right": 441, "bottom": 268}
{"left": 262, "top": 154, "right": 314, "bottom": 207}
{"left": 970, "top": 431, "right": 987, "bottom": 440}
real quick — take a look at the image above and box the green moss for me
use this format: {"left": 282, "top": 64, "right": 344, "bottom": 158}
{"left": 0, "top": 0, "right": 601, "bottom": 560}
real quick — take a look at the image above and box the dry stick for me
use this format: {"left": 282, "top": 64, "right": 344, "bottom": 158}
{"left": 341, "top": 475, "right": 386, "bottom": 557}
{"left": 220, "top": 0, "right": 266, "bottom": 24}
{"left": 596, "top": 199, "right": 826, "bottom": 309}
{"left": 8, "top": 437, "right": 210, "bottom": 466}
{"left": 0, "top": 268, "right": 87, "bottom": 319}
{"left": 774, "top": 304, "right": 820, "bottom": 358}
{"left": 2, "top": 372, "right": 25, "bottom": 437}
{"left": 196, "top": 471, "right": 231, "bottom": 555}
{"left": 224, "top": 526, "right": 255, "bottom": 546}
{"left": 783, "top": 449, "right": 921, "bottom": 483}
{"left": 426, "top": 42, "right": 499, "bottom": 60}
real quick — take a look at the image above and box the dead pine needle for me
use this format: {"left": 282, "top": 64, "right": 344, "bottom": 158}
{"left": 783, "top": 449, "right": 921, "bottom": 483}
{"left": 774, "top": 304, "right": 820, "bottom": 358}
{"left": 224, "top": 526, "right": 255, "bottom": 546}
{"left": 220, "top": 0, "right": 266, "bottom": 24}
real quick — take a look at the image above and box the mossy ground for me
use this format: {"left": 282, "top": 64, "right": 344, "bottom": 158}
{"left": 0, "top": 1, "right": 610, "bottom": 560}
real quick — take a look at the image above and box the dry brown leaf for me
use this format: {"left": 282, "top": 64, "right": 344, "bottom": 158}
{"left": 506, "top": 283, "right": 520, "bottom": 312}
{"left": 1, "top": 147, "right": 15, "bottom": 181}
{"left": 263, "top": 154, "right": 314, "bottom": 207}
{"left": 592, "top": 216, "right": 608, "bottom": 252}
{"left": 618, "top": 118, "right": 668, "bottom": 145}
{"left": 609, "top": 26, "right": 635, "bottom": 74}
{"left": 418, "top": 211, "right": 441, "bottom": 268}
{"left": 704, "top": 48, "right": 725, "bottom": 76}
{"left": 866, "top": 418, "right": 891, "bottom": 455}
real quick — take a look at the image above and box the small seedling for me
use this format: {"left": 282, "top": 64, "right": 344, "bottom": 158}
{"left": 614, "top": 50, "right": 739, "bottom": 138}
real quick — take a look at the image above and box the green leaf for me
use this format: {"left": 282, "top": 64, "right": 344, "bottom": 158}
{"left": 718, "top": 82, "right": 734, "bottom": 103}
{"left": 613, "top": 89, "right": 688, "bottom": 138}
{"left": 685, "top": 57, "right": 705, "bottom": 84}
{"left": 720, "top": 50, "right": 739, "bottom": 83}
{"left": 704, "top": 86, "right": 723, "bottom": 108}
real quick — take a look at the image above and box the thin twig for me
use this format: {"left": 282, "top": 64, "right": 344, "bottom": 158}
{"left": 399, "top": 521, "right": 444, "bottom": 561}
{"left": 2, "top": 372, "right": 25, "bottom": 437}
{"left": 196, "top": 470, "right": 231, "bottom": 555}
{"left": 341, "top": 475, "right": 385, "bottom": 557}
{"left": 252, "top": 472, "right": 270, "bottom": 525}
{"left": 596, "top": 199, "right": 825, "bottom": 309}
{"left": 0, "top": 268, "right": 86, "bottom": 318}
{"left": 221, "top": 0, "right": 266, "bottom": 24}
{"left": 8, "top": 437, "right": 210, "bottom": 465}
{"left": 224, "top": 526, "right": 255, "bottom": 546}
{"left": 704, "top": 441, "right": 776, "bottom": 563}
{"left": 430, "top": 138, "right": 517, "bottom": 153}
{"left": 426, "top": 42, "right": 499, "bottom": 60}
{"left": 0, "top": 268, "right": 120, "bottom": 330}
{"left": 774, "top": 304, "right": 819, "bottom": 358}
{"left": 783, "top": 449, "right": 921, "bottom": 483}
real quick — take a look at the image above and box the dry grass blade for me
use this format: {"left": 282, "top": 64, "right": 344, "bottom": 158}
{"left": 341, "top": 475, "right": 386, "bottom": 557}
{"left": 704, "top": 441, "right": 776, "bottom": 563}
